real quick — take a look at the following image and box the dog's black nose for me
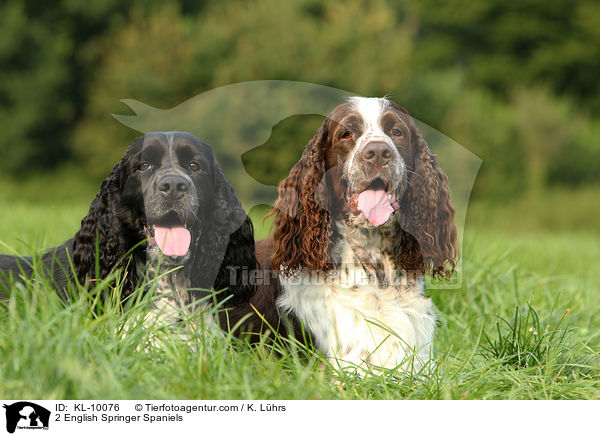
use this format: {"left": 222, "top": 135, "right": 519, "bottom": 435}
{"left": 362, "top": 142, "right": 392, "bottom": 166}
{"left": 158, "top": 175, "right": 189, "bottom": 197}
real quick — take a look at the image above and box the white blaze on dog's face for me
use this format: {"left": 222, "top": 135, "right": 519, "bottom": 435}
{"left": 324, "top": 97, "right": 412, "bottom": 227}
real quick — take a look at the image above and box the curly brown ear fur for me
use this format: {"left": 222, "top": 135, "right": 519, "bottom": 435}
{"left": 399, "top": 134, "right": 458, "bottom": 278}
{"left": 270, "top": 120, "right": 332, "bottom": 275}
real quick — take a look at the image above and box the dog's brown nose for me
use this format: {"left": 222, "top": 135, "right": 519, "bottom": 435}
{"left": 362, "top": 142, "right": 392, "bottom": 166}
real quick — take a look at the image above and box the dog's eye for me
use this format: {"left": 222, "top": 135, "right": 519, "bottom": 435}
{"left": 138, "top": 162, "right": 151, "bottom": 172}
{"left": 189, "top": 162, "right": 201, "bottom": 172}
{"left": 341, "top": 130, "right": 353, "bottom": 140}
{"left": 392, "top": 128, "right": 403, "bottom": 137}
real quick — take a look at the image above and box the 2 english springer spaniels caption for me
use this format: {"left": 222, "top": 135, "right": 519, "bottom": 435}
{"left": 0, "top": 97, "right": 457, "bottom": 374}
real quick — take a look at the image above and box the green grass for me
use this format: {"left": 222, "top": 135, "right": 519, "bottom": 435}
{"left": 0, "top": 190, "right": 599, "bottom": 399}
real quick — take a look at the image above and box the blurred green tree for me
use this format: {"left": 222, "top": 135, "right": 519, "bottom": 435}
{"left": 1, "top": 0, "right": 599, "bottom": 200}
{"left": 73, "top": 0, "right": 416, "bottom": 182}
{"left": 0, "top": 1, "right": 72, "bottom": 174}
{"left": 72, "top": 2, "right": 200, "bottom": 178}
{"left": 404, "top": 0, "right": 600, "bottom": 114}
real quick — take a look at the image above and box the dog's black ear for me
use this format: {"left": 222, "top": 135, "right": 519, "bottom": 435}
{"left": 212, "top": 164, "right": 249, "bottom": 235}
{"left": 72, "top": 137, "right": 144, "bottom": 297}
{"left": 190, "top": 152, "right": 256, "bottom": 303}
{"left": 213, "top": 214, "right": 256, "bottom": 303}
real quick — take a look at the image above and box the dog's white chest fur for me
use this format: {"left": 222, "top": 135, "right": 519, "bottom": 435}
{"left": 277, "top": 223, "right": 436, "bottom": 372}
{"left": 138, "top": 252, "right": 219, "bottom": 338}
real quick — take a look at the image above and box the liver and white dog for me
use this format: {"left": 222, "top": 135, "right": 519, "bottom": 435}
{"left": 226, "top": 97, "right": 457, "bottom": 373}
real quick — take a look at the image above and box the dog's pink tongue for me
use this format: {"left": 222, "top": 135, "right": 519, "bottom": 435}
{"left": 153, "top": 226, "right": 191, "bottom": 256}
{"left": 357, "top": 189, "right": 393, "bottom": 226}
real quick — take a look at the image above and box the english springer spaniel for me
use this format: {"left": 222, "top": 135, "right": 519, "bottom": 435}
{"left": 0, "top": 132, "right": 256, "bottom": 326}
{"left": 226, "top": 97, "right": 457, "bottom": 374}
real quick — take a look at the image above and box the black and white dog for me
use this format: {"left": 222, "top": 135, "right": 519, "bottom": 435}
{"left": 0, "top": 132, "right": 256, "bottom": 325}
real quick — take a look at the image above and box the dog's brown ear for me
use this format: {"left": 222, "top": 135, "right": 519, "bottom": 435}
{"left": 270, "top": 118, "right": 333, "bottom": 276}
{"left": 399, "top": 133, "right": 458, "bottom": 278}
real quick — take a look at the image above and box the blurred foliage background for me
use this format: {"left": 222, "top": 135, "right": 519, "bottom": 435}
{"left": 0, "top": 0, "right": 599, "bottom": 232}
